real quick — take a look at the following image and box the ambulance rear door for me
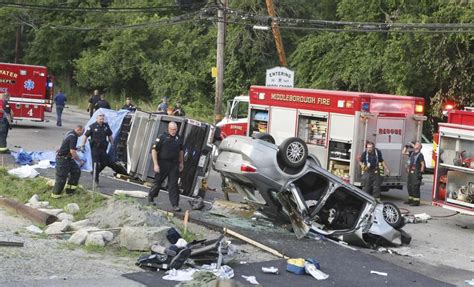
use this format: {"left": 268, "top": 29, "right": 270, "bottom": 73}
{"left": 374, "top": 116, "right": 406, "bottom": 190}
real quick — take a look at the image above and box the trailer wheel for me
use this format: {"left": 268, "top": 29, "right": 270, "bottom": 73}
{"left": 252, "top": 133, "right": 275, "bottom": 144}
{"left": 382, "top": 202, "right": 403, "bottom": 228}
{"left": 278, "top": 137, "right": 308, "bottom": 168}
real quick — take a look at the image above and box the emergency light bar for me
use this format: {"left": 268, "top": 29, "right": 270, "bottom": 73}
{"left": 415, "top": 104, "right": 424, "bottom": 113}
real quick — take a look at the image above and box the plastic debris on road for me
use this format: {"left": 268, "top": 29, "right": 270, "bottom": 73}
{"left": 241, "top": 275, "right": 259, "bottom": 285}
{"left": 163, "top": 268, "right": 196, "bottom": 282}
{"left": 8, "top": 165, "right": 39, "bottom": 178}
{"left": 304, "top": 261, "right": 329, "bottom": 280}
{"left": 201, "top": 264, "right": 234, "bottom": 279}
{"left": 262, "top": 266, "right": 279, "bottom": 275}
{"left": 370, "top": 270, "right": 388, "bottom": 276}
{"left": 465, "top": 279, "right": 474, "bottom": 285}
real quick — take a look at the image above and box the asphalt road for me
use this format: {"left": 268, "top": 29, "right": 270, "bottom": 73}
{"left": 4, "top": 106, "right": 473, "bottom": 287}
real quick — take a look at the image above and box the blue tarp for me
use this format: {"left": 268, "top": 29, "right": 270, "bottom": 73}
{"left": 11, "top": 149, "right": 57, "bottom": 165}
{"left": 79, "top": 108, "right": 129, "bottom": 172}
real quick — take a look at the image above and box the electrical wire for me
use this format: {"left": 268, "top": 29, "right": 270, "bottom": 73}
{"left": 0, "top": 1, "right": 205, "bottom": 13}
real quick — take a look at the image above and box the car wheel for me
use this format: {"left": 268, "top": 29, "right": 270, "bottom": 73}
{"left": 252, "top": 133, "right": 275, "bottom": 144}
{"left": 278, "top": 137, "right": 308, "bottom": 168}
{"left": 382, "top": 202, "right": 403, "bottom": 228}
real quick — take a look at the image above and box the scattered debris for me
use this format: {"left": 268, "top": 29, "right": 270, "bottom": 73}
{"left": 224, "top": 227, "right": 288, "bottom": 259}
{"left": 305, "top": 260, "right": 329, "bottom": 280}
{"left": 25, "top": 225, "right": 43, "bottom": 234}
{"left": 261, "top": 266, "right": 279, "bottom": 274}
{"left": 210, "top": 199, "right": 255, "bottom": 218}
{"left": 241, "top": 275, "right": 259, "bottom": 285}
{"left": 113, "top": 189, "right": 148, "bottom": 198}
{"left": 465, "top": 279, "right": 474, "bottom": 286}
{"left": 370, "top": 270, "right": 388, "bottom": 276}
{"left": 405, "top": 213, "right": 432, "bottom": 224}
{"left": 0, "top": 240, "right": 24, "bottom": 247}
{"left": 163, "top": 268, "right": 196, "bottom": 282}
{"left": 7, "top": 165, "right": 39, "bottom": 178}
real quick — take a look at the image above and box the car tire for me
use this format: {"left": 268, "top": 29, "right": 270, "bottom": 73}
{"left": 278, "top": 137, "right": 308, "bottom": 168}
{"left": 382, "top": 202, "right": 403, "bottom": 228}
{"left": 252, "top": 133, "right": 275, "bottom": 144}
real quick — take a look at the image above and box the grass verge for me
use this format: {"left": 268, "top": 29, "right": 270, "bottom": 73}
{"left": 0, "top": 168, "right": 106, "bottom": 220}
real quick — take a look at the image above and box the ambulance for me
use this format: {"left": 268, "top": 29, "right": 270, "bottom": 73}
{"left": 221, "top": 85, "right": 426, "bottom": 190}
{"left": 0, "top": 63, "right": 54, "bottom": 121}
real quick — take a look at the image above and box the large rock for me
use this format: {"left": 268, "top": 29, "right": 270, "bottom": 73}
{"left": 68, "top": 229, "right": 89, "bottom": 245}
{"left": 38, "top": 208, "right": 63, "bottom": 216}
{"left": 85, "top": 233, "right": 105, "bottom": 247}
{"left": 25, "top": 225, "right": 43, "bottom": 234}
{"left": 44, "top": 219, "right": 72, "bottom": 235}
{"left": 26, "top": 201, "right": 50, "bottom": 209}
{"left": 70, "top": 219, "right": 91, "bottom": 231}
{"left": 28, "top": 194, "right": 40, "bottom": 204}
{"left": 57, "top": 212, "right": 75, "bottom": 222}
{"left": 64, "top": 203, "right": 80, "bottom": 215}
{"left": 119, "top": 226, "right": 171, "bottom": 251}
{"left": 96, "top": 231, "right": 114, "bottom": 242}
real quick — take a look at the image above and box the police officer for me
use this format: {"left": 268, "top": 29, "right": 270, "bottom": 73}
{"left": 95, "top": 94, "right": 111, "bottom": 110}
{"left": 359, "top": 142, "right": 390, "bottom": 201}
{"left": 81, "top": 112, "right": 123, "bottom": 184}
{"left": 87, "top": 90, "right": 100, "bottom": 118}
{"left": 52, "top": 125, "right": 84, "bottom": 198}
{"left": 148, "top": 122, "right": 184, "bottom": 211}
{"left": 402, "top": 142, "right": 425, "bottom": 206}
{"left": 121, "top": 98, "right": 137, "bottom": 112}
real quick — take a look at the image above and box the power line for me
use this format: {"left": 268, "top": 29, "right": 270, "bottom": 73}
{"left": 0, "top": 1, "right": 205, "bottom": 13}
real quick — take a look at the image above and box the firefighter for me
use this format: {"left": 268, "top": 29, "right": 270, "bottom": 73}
{"left": 81, "top": 112, "right": 124, "bottom": 184}
{"left": 402, "top": 142, "right": 425, "bottom": 206}
{"left": 148, "top": 121, "right": 184, "bottom": 211}
{"left": 52, "top": 125, "right": 84, "bottom": 198}
{"left": 87, "top": 90, "right": 100, "bottom": 118}
{"left": 0, "top": 93, "right": 12, "bottom": 153}
{"left": 359, "top": 142, "right": 390, "bottom": 200}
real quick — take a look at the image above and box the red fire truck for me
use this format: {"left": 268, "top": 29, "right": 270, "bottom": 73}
{"left": 221, "top": 85, "right": 426, "bottom": 190}
{"left": 432, "top": 107, "right": 474, "bottom": 215}
{"left": 0, "top": 63, "right": 54, "bottom": 121}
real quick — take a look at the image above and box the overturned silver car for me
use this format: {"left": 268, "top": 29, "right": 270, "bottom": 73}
{"left": 213, "top": 135, "right": 410, "bottom": 246}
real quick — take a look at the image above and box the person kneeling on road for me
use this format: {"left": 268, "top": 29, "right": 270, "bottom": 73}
{"left": 148, "top": 122, "right": 184, "bottom": 212}
{"left": 52, "top": 125, "right": 84, "bottom": 198}
{"left": 81, "top": 112, "right": 125, "bottom": 184}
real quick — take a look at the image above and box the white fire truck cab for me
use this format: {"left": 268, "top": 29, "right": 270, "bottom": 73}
{"left": 216, "top": 95, "right": 249, "bottom": 138}
{"left": 247, "top": 85, "right": 426, "bottom": 190}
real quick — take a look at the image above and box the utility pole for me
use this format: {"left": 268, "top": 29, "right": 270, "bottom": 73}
{"left": 265, "top": 0, "right": 287, "bottom": 67}
{"left": 214, "top": 0, "right": 227, "bottom": 123}
{"left": 14, "top": 25, "right": 21, "bottom": 63}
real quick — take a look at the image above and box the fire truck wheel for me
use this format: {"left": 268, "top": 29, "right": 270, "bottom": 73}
{"left": 252, "top": 133, "right": 275, "bottom": 144}
{"left": 278, "top": 137, "right": 308, "bottom": 168}
{"left": 382, "top": 202, "right": 403, "bottom": 228}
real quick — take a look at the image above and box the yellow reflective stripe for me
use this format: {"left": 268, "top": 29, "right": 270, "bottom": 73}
{"left": 68, "top": 185, "right": 78, "bottom": 190}
{"left": 0, "top": 147, "right": 8, "bottom": 151}
{"left": 408, "top": 196, "right": 413, "bottom": 199}
{"left": 412, "top": 198, "right": 420, "bottom": 201}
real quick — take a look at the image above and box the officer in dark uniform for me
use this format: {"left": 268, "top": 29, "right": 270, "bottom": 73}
{"left": 52, "top": 125, "right": 84, "bottom": 198}
{"left": 81, "top": 112, "right": 124, "bottom": 184}
{"left": 121, "top": 98, "right": 137, "bottom": 112}
{"left": 359, "top": 142, "right": 390, "bottom": 200}
{"left": 148, "top": 122, "right": 184, "bottom": 211}
{"left": 403, "top": 142, "right": 425, "bottom": 206}
{"left": 87, "top": 90, "right": 100, "bottom": 118}
{"left": 95, "top": 94, "right": 111, "bottom": 110}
